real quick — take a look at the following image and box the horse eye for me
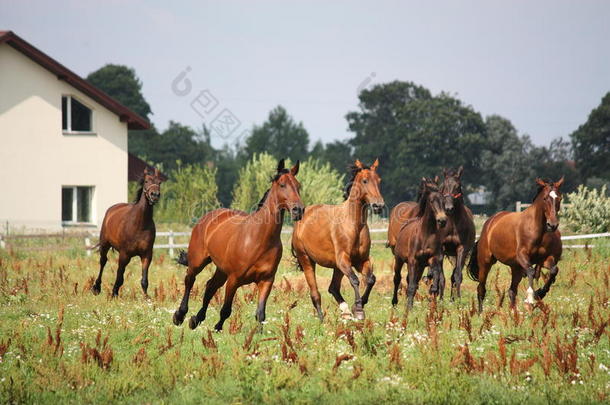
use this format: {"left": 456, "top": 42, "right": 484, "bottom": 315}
{"left": 280, "top": 183, "right": 286, "bottom": 188}
{"left": 362, "top": 179, "right": 368, "bottom": 184}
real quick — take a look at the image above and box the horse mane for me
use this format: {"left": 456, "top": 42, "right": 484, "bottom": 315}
{"left": 133, "top": 177, "right": 145, "bottom": 203}
{"left": 417, "top": 182, "right": 439, "bottom": 217}
{"left": 256, "top": 168, "right": 291, "bottom": 210}
{"left": 343, "top": 163, "right": 370, "bottom": 200}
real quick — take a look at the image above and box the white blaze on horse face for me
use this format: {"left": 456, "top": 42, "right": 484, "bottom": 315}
{"left": 549, "top": 190, "right": 558, "bottom": 200}
{"left": 525, "top": 286, "right": 535, "bottom": 304}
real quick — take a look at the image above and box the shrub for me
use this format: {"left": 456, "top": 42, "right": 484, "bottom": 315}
{"left": 562, "top": 185, "right": 610, "bottom": 233}
{"left": 297, "top": 157, "right": 344, "bottom": 207}
{"left": 231, "top": 153, "right": 278, "bottom": 212}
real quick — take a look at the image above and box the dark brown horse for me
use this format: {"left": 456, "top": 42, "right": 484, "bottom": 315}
{"left": 391, "top": 179, "right": 447, "bottom": 310}
{"left": 173, "top": 159, "right": 304, "bottom": 331}
{"left": 291, "top": 159, "right": 384, "bottom": 320}
{"left": 439, "top": 167, "right": 475, "bottom": 300}
{"left": 468, "top": 177, "right": 564, "bottom": 313}
{"left": 92, "top": 168, "right": 163, "bottom": 297}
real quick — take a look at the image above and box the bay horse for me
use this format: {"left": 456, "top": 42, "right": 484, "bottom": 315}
{"left": 291, "top": 159, "right": 384, "bottom": 321}
{"left": 391, "top": 179, "right": 447, "bottom": 310}
{"left": 467, "top": 177, "right": 564, "bottom": 313}
{"left": 92, "top": 167, "right": 163, "bottom": 297}
{"left": 172, "top": 159, "right": 304, "bottom": 331}
{"left": 439, "top": 167, "right": 475, "bottom": 300}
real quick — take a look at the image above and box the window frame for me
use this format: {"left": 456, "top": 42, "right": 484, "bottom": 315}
{"left": 62, "top": 95, "right": 96, "bottom": 135}
{"left": 61, "top": 185, "right": 96, "bottom": 226}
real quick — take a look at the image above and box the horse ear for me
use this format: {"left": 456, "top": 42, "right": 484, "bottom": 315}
{"left": 457, "top": 166, "right": 464, "bottom": 178}
{"left": 535, "top": 178, "right": 546, "bottom": 187}
{"left": 354, "top": 159, "right": 363, "bottom": 169}
{"left": 371, "top": 158, "right": 379, "bottom": 171}
{"left": 433, "top": 175, "right": 439, "bottom": 184}
{"left": 291, "top": 160, "right": 300, "bottom": 176}
{"left": 555, "top": 176, "right": 565, "bottom": 188}
{"left": 277, "top": 159, "right": 286, "bottom": 172}
{"left": 154, "top": 167, "right": 160, "bottom": 177}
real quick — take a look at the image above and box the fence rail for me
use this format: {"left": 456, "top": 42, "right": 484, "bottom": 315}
{"left": 1, "top": 229, "right": 608, "bottom": 257}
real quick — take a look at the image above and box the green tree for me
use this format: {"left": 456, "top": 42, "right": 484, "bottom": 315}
{"left": 346, "top": 81, "right": 487, "bottom": 207}
{"left": 87, "top": 64, "right": 152, "bottom": 119}
{"left": 310, "top": 139, "right": 353, "bottom": 174}
{"left": 157, "top": 162, "right": 221, "bottom": 225}
{"left": 244, "top": 106, "right": 310, "bottom": 162}
{"left": 296, "top": 157, "right": 344, "bottom": 207}
{"left": 570, "top": 92, "right": 610, "bottom": 181}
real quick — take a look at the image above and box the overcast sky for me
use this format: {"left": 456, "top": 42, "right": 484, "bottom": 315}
{"left": 2, "top": 0, "right": 609, "bottom": 147}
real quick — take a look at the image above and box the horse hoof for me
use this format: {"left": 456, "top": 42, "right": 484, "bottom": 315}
{"left": 188, "top": 316, "right": 200, "bottom": 330}
{"left": 353, "top": 311, "right": 365, "bottom": 321}
{"left": 173, "top": 311, "right": 185, "bottom": 326}
{"left": 91, "top": 285, "right": 101, "bottom": 295}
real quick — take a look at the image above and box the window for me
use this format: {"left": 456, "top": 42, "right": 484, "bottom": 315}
{"left": 62, "top": 186, "right": 94, "bottom": 224}
{"left": 62, "top": 95, "right": 93, "bottom": 133}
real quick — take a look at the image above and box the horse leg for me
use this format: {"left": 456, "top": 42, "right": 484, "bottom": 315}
{"left": 300, "top": 254, "right": 323, "bottom": 321}
{"left": 508, "top": 266, "right": 523, "bottom": 308}
{"left": 139, "top": 251, "right": 152, "bottom": 296}
{"left": 337, "top": 254, "right": 365, "bottom": 320}
{"left": 451, "top": 246, "right": 466, "bottom": 300}
{"left": 173, "top": 256, "right": 211, "bottom": 326}
{"left": 92, "top": 243, "right": 110, "bottom": 295}
{"left": 189, "top": 268, "right": 227, "bottom": 329}
{"left": 535, "top": 258, "right": 559, "bottom": 300}
{"left": 112, "top": 252, "right": 132, "bottom": 297}
{"left": 476, "top": 258, "right": 492, "bottom": 314}
{"left": 328, "top": 268, "right": 351, "bottom": 319}
{"left": 391, "top": 257, "right": 404, "bottom": 306}
{"left": 429, "top": 255, "right": 444, "bottom": 300}
{"left": 516, "top": 251, "right": 536, "bottom": 305}
{"left": 406, "top": 259, "right": 424, "bottom": 311}
{"left": 214, "top": 276, "right": 240, "bottom": 331}
{"left": 359, "top": 259, "right": 376, "bottom": 307}
{"left": 255, "top": 276, "right": 276, "bottom": 324}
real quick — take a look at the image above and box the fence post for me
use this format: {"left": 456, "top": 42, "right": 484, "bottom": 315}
{"left": 515, "top": 201, "right": 521, "bottom": 212}
{"left": 85, "top": 237, "right": 91, "bottom": 257}
{"left": 0, "top": 235, "right": 4, "bottom": 249}
{"left": 168, "top": 230, "right": 174, "bottom": 258}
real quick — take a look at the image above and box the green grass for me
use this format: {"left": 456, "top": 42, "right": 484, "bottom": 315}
{"left": 0, "top": 239, "right": 609, "bottom": 404}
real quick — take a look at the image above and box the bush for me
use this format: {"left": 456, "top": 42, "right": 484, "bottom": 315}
{"left": 231, "top": 153, "right": 345, "bottom": 212}
{"left": 157, "top": 162, "right": 221, "bottom": 225}
{"left": 562, "top": 185, "right": 610, "bottom": 233}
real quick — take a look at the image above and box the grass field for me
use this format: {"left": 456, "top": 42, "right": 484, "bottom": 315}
{"left": 0, "top": 234, "right": 609, "bottom": 404}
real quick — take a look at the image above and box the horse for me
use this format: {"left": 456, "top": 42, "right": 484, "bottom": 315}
{"left": 172, "top": 159, "right": 304, "bottom": 331}
{"left": 467, "top": 177, "right": 564, "bottom": 313}
{"left": 391, "top": 179, "right": 448, "bottom": 310}
{"left": 92, "top": 167, "right": 163, "bottom": 297}
{"left": 438, "top": 167, "right": 476, "bottom": 300}
{"left": 291, "top": 159, "right": 384, "bottom": 321}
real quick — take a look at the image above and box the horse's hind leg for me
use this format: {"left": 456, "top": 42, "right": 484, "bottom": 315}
{"left": 112, "top": 252, "right": 132, "bottom": 297}
{"left": 92, "top": 243, "right": 110, "bottom": 295}
{"left": 328, "top": 268, "right": 350, "bottom": 319}
{"left": 299, "top": 254, "right": 323, "bottom": 321}
{"left": 139, "top": 250, "right": 152, "bottom": 296}
{"left": 359, "top": 259, "right": 376, "bottom": 307}
{"left": 173, "top": 255, "right": 211, "bottom": 326}
{"left": 214, "top": 276, "right": 240, "bottom": 331}
{"left": 391, "top": 257, "right": 404, "bottom": 306}
{"left": 189, "top": 268, "right": 227, "bottom": 329}
{"left": 508, "top": 266, "right": 523, "bottom": 308}
{"left": 476, "top": 259, "right": 492, "bottom": 314}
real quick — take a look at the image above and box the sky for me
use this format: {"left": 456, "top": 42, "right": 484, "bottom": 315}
{"left": 2, "top": 0, "right": 609, "bottom": 148}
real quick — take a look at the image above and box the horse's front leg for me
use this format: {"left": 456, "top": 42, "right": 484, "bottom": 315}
{"left": 391, "top": 257, "right": 404, "bottom": 306}
{"left": 406, "top": 259, "right": 424, "bottom": 311}
{"left": 516, "top": 250, "right": 535, "bottom": 305}
{"left": 139, "top": 251, "right": 152, "bottom": 296}
{"left": 428, "top": 254, "right": 444, "bottom": 299}
{"left": 359, "top": 259, "right": 376, "bottom": 307}
{"left": 255, "top": 276, "right": 276, "bottom": 325}
{"left": 337, "top": 253, "right": 364, "bottom": 320}
{"left": 451, "top": 245, "right": 467, "bottom": 300}
{"left": 535, "top": 258, "right": 559, "bottom": 300}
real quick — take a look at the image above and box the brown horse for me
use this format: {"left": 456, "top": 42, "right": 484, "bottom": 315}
{"left": 92, "top": 167, "right": 163, "bottom": 297}
{"left": 291, "top": 159, "right": 384, "bottom": 320}
{"left": 391, "top": 179, "right": 447, "bottom": 310}
{"left": 468, "top": 177, "right": 564, "bottom": 313}
{"left": 173, "top": 159, "right": 304, "bottom": 331}
{"left": 439, "top": 167, "right": 476, "bottom": 300}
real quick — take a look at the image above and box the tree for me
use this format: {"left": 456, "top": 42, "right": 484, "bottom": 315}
{"left": 231, "top": 153, "right": 279, "bottom": 212}
{"left": 310, "top": 139, "right": 353, "bottom": 175}
{"left": 570, "top": 92, "right": 610, "bottom": 181}
{"left": 244, "top": 106, "right": 310, "bottom": 162}
{"left": 346, "top": 81, "right": 487, "bottom": 208}
{"left": 296, "top": 157, "right": 344, "bottom": 207}
{"left": 87, "top": 64, "right": 152, "bottom": 120}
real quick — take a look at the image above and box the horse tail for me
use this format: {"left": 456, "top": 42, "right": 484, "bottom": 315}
{"left": 175, "top": 250, "right": 188, "bottom": 267}
{"left": 467, "top": 241, "right": 480, "bottom": 281}
{"left": 290, "top": 244, "right": 303, "bottom": 272}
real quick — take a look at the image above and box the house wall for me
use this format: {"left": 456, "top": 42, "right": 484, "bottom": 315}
{"left": 0, "top": 43, "right": 128, "bottom": 231}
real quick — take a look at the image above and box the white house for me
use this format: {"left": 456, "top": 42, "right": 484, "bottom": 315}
{"left": 0, "top": 31, "right": 149, "bottom": 231}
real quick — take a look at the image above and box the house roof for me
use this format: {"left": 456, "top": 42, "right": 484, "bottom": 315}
{"left": 0, "top": 30, "right": 150, "bottom": 130}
